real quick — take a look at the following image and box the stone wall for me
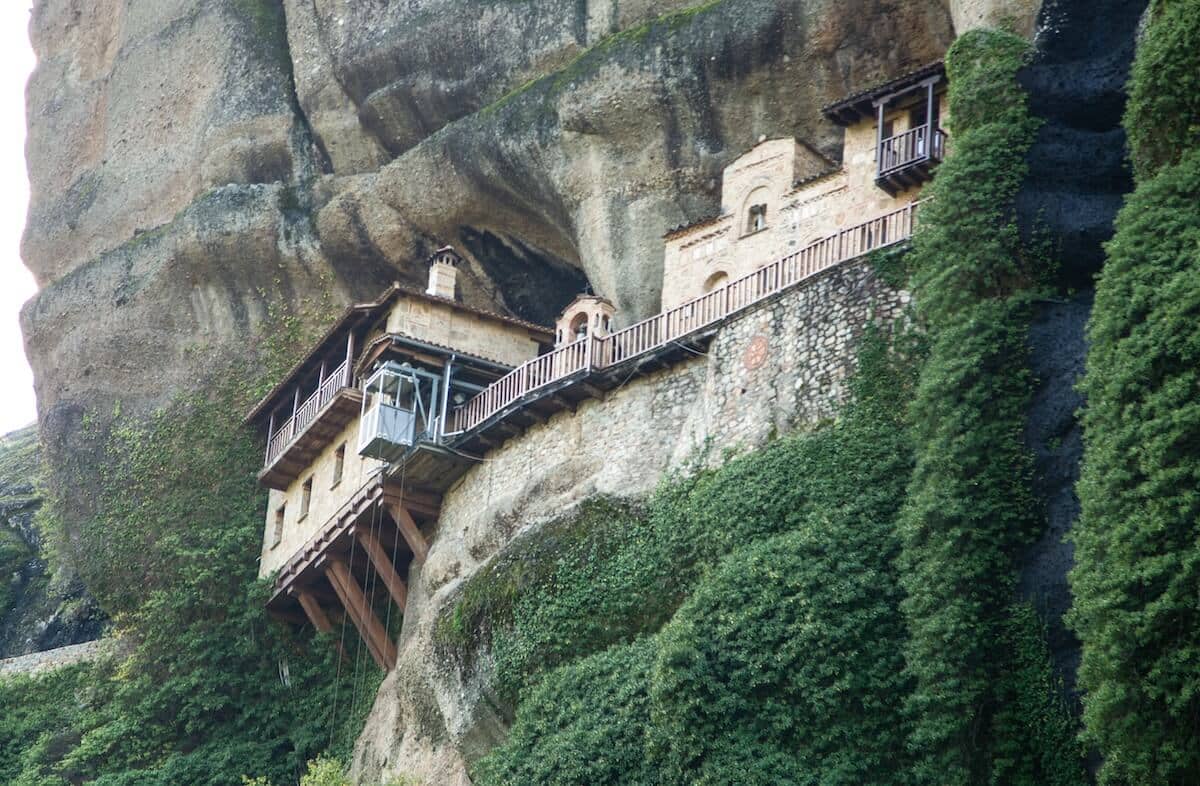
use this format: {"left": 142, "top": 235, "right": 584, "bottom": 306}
{"left": 351, "top": 255, "right": 909, "bottom": 784}
{"left": 0, "top": 639, "right": 108, "bottom": 680}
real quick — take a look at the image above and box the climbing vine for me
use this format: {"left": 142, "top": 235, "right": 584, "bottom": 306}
{"left": 1069, "top": 2, "right": 1200, "bottom": 778}
{"left": 0, "top": 290, "right": 386, "bottom": 785}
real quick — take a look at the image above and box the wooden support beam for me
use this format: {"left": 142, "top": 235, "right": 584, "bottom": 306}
{"left": 386, "top": 502, "right": 429, "bottom": 564}
{"left": 355, "top": 525, "right": 408, "bottom": 612}
{"left": 295, "top": 589, "right": 335, "bottom": 633}
{"left": 324, "top": 558, "right": 397, "bottom": 671}
{"left": 295, "top": 588, "right": 348, "bottom": 659}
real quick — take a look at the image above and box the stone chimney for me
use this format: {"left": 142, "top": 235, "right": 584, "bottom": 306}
{"left": 426, "top": 246, "right": 462, "bottom": 300}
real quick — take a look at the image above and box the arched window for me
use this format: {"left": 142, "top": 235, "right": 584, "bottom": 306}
{"left": 748, "top": 204, "right": 767, "bottom": 233}
{"left": 741, "top": 185, "right": 772, "bottom": 236}
{"left": 570, "top": 313, "right": 589, "bottom": 341}
{"left": 703, "top": 271, "right": 730, "bottom": 293}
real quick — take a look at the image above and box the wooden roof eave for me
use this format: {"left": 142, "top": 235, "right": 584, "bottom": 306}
{"left": 821, "top": 60, "right": 946, "bottom": 127}
{"left": 244, "top": 282, "right": 555, "bottom": 427}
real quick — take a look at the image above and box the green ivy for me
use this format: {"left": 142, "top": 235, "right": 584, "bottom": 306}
{"left": 471, "top": 639, "right": 659, "bottom": 786}
{"left": 1123, "top": 0, "right": 1200, "bottom": 181}
{"left": 1068, "top": 3, "right": 1200, "bottom": 781}
{"left": 467, "top": 327, "right": 923, "bottom": 784}
{"left": 0, "top": 289, "right": 381, "bottom": 785}
{"left": 985, "top": 603, "right": 1089, "bottom": 786}
{"left": 1070, "top": 148, "right": 1200, "bottom": 784}
{"left": 895, "top": 28, "right": 1078, "bottom": 785}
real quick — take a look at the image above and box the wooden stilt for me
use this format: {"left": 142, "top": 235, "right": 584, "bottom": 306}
{"left": 324, "top": 558, "right": 397, "bottom": 671}
{"left": 355, "top": 524, "right": 408, "bottom": 612}
{"left": 386, "top": 502, "right": 429, "bottom": 564}
{"left": 294, "top": 587, "right": 348, "bottom": 659}
{"left": 296, "top": 589, "right": 335, "bottom": 633}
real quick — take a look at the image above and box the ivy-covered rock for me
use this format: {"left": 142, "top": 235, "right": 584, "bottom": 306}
{"left": 1070, "top": 145, "right": 1200, "bottom": 785}
{"left": 472, "top": 638, "right": 658, "bottom": 786}
{"left": 1123, "top": 0, "right": 1200, "bottom": 181}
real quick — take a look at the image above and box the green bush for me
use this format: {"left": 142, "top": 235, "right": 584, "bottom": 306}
{"left": 1069, "top": 146, "right": 1200, "bottom": 784}
{"left": 0, "top": 362, "right": 378, "bottom": 784}
{"left": 1123, "top": 0, "right": 1200, "bottom": 180}
{"left": 472, "top": 639, "right": 658, "bottom": 786}
{"left": 985, "top": 603, "right": 1089, "bottom": 786}
{"left": 647, "top": 330, "right": 916, "bottom": 786}
{"left": 895, "top": 28, "right": 1077, "bottom": 785}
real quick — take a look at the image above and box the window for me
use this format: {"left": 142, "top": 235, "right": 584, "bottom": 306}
{"left": 332, "top": 444, "right": 346, "bottom": 488}
{"left": 300, "top": 478, "right": 312, "bottom": 520}
{"left": 570, "top": 313, "right": 589, "bottom": 341}
{"left": 272, "top": 504, "right": 286, "bottom": 548}
{"left": 748, "top": 204, "right": 767, "bottom": 233}
{"left": 881, "top": 118, "right": 895, "bottom": 139}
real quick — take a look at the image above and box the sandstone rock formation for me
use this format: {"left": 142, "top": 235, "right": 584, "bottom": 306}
{"left": 20, "top": 0, "right": 1049, "bottom": 781}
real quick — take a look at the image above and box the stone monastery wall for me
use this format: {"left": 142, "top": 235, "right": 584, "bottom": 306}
{"left": 416, "top": 256, "right": 909, "bottom": 597}
{"left": 0, "top": 639, "right": 109, "bottom": 680}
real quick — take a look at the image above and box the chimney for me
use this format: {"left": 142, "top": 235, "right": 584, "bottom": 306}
{"left": 426, "top": 246, "right": 462, "bottom": 300}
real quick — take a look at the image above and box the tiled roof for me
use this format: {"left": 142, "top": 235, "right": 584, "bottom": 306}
{"left": 664, "top": 213, "right": 730, "bottom": 240}
{"left": 790, "top": 165, "right": 844, "bottom": 192}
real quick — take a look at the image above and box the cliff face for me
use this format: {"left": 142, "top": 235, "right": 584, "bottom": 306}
{"left": 0, "top": 425, "right": 103, "bottom": 658}
{"left": 19, "top": 0, "right": 1047, "bottom": 780}
{"left": 23, "top": 0, "right": 1032, "bottom": 540}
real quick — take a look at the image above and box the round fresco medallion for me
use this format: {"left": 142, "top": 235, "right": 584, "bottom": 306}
{"left": 743, "top": 334, "right": 769, "bottom": 370}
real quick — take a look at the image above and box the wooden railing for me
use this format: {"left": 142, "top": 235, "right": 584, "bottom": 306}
{"left": 878, "top": 124, "right": 946, "bottom": 176}
{"left": 265, "top": 360, "right": 351, "bottom": 465}
{"left": 447, "top": 201, "right": 924, "bottom": 436}
{"left": 449, "top": 335, "right": 598, "bottom": 433}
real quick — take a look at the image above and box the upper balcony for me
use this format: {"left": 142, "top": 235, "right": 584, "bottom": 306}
{"left": 876, "top": 122, "right": 946, "bottom": 195}
{"left": 258, "top": 360, "right": 362, "bottom": 491}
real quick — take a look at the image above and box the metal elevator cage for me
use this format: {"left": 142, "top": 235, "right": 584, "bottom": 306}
{"left": 357, "top": 361, "right": 442, "bottom": 462}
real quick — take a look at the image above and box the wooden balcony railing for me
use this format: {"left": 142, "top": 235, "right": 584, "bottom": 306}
{"left": 447, "top": 200, "right": 924, "bottom": 435}
{"left": 878, "top": 124, "right": 946, "bottom": 176}
{"left": 265, "top": 360, "right": 352, "bottom": 465}
{"left": 449, "top": 334, "right": 597, "bottom": 433}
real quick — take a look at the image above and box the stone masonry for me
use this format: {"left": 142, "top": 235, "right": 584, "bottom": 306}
{"left": 352, "top": 256, "right": 910, "bottom": 782}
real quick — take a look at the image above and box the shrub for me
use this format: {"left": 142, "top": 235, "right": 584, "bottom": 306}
{"left": 472, "top": 639, "right": 658, "bottom": 786}
{"left": 1123, "top": 0, "right": 1200, "bottom": 180}
{"left": 1069, "top": 146, "right": 1200, "bottom": 784}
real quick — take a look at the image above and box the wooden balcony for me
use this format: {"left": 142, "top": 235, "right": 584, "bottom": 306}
{"left": 258, "top": 361, "right": 361, "bottom": 491}
{"left": 876, "top": 124, "right": 945, "bottom": 195}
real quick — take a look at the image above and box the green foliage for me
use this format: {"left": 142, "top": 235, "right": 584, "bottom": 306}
{"left": 0, "top": 527, "right": 31, "bottom": 613}
{"left": 1069, "top": 145, "right": 1200, "bottom": 784}
{"left": 0, "top": 665, "right": 93, "bottom": 786}
{"left": 1123, "top": 0, "right": 1200, "bottom": 180}
{"left": 472, "top": 639, "right": 658, "bottom": 786}
{"left": 896, "top": 28, "right": 1070, "bottom": 785}
{"left": 986, "top": 604, "right": 1089, "bottom": 786}
{"left": 471, "top": 329, "right": 923, "bottom": 785}
{"left": 0, "top": 292, "right": 376, "bottom": 785}
{"left": 647, "top": 331, "right": 917, "bottom": 786}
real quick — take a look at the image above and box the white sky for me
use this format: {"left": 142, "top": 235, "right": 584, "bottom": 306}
{"left": 0, "top": 1, "right": 38, "bottom": 436}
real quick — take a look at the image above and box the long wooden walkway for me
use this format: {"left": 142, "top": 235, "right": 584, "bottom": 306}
{"left": 446, "top": 199, "right": 923, "bottom": 439}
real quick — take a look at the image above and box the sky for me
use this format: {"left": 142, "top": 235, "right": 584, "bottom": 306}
{"left": 0, "top": 1, "right": 38, "bottom": 436}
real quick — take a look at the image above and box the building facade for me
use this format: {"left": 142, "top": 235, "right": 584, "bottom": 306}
{"left": 247, "top": 63, "right": 948, "bottom": 671}
{"left": 662, "top": 61, "right": 947, "bottom": 308}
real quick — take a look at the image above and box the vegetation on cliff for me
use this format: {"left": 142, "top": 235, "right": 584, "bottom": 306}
{"left": 1069, "top": 1, "right": 1200, "bottom": 782}
{"left": 452, "top": 29, "right": 1089, "bottom": 786}
{"left": 0, "top": 304, "right": 381, "bottom": 785}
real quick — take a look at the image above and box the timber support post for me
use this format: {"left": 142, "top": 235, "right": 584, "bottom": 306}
{"left": 386, "top": 501, "right": 429, "bottom": 564}
{"left": 355, "top": 524, "right": 409, "bottom": 612}
{"left": 324, "top": 558, "right": 397, "bottom": 671}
